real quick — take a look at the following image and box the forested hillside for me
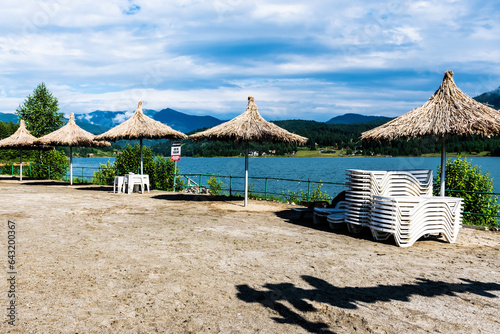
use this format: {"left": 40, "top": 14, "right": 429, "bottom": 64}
{"left": 3, "top": 119, "right": 500, "bottom": 160}
{"left": 150, "top": 120, "right": 500, "bottom": 157}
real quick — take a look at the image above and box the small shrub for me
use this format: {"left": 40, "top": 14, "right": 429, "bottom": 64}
{"left": 31, "top": 150, "right": 68, "bottom": 180}
{"left": 207, "top": 176, "right": 227, "bottom": 195}
{"left": 153, "top": 155, "right": 178, "bottom": 191}
{"left": 436, "top": 157, "right": 500, "bottom": 228}
{"left": 92, "top": 160, "right": 118, "bottom": 185}
{"left": 282, "top": 182, "right": 332, "bottom": 204}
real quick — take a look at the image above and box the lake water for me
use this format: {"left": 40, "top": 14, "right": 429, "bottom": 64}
{"left": 71, "top": 156, "right": 500, "bottom": 197}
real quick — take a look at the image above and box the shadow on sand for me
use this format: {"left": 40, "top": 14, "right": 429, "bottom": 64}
{"left": 16, "top": 180, "right": 69, "bottom": 186}
{"left": 236, "top": 275, "right": 500, "bottom": 334}
{"left": 73, "top": 185, "right": 113, "bottom": 192}
{"left": 274, "top": 209, "right": 377, "bottom": 242}
{"left": 152, "top": 193, "right": 244, "bottom": 203}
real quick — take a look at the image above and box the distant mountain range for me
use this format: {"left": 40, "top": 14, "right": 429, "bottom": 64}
{"left": 152, "top": 108, "right": 224, "bottom": 133}
{"left": 71, "top": 108, "right": 224, "bottom": 134}
{"left": 0, "top": 113, "right": 17, "bottom": 123}
{"left": 474, "top": 86, "right": 500, "bottom": 109}
{"left": 2, "top": 86, "right": 499, "bottom": 134}
{"left": 326, "top": 113, "right": 393, "bottom": 124}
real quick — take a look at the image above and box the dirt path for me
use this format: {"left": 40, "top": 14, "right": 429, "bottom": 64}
{"left": 1, "top": 178, "right": 499, "bottom": 333}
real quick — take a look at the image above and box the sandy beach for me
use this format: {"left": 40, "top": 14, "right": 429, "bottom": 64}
{"left": 1, "top": 177, "right": 499, "bottom": 333}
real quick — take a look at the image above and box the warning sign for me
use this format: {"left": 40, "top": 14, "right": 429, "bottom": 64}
{"left": 171, "top": 142, "right": 181, "bottom": 161}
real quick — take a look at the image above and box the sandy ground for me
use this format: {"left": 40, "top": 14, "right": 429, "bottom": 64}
{"left": 0, "top": 177, "right": 499, "bottom": 334}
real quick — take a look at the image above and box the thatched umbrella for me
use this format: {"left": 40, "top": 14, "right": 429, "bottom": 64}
{"left": 0, "top": 119, "right": 50, "bottom": 181}
{"left": 35, "top": 113, "right": 110, "bottom": 185}
{"left": 95, "top": 101, "right": 188, "bottom": 175}
{"left": 189, "top": 96, "right": 308, "bottom": 206}
{"left": 361, "top": 70, "right": 500, "bottom": 196}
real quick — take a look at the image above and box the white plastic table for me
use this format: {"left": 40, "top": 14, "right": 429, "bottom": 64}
{"left": 125, "top": 174, "right": 150, "bottom": 194}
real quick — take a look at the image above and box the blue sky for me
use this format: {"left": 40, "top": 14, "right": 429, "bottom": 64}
{"left": 1, "top": 0, "right": 500, "bottom": 122}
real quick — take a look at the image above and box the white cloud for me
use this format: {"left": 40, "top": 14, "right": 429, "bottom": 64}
{"left": 252, "top": 2, "right": 310, "bottom": 24}
{"left": 1, "top": 0, "right": 500, "bottom": 121}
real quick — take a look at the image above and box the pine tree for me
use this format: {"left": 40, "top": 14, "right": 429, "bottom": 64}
{"left": 15, "top": 83, "right": 65, "bottom": 137}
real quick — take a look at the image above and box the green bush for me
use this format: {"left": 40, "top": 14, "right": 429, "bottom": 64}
{"left": 31, "top": 150, "right": 68, "bottom": 180}
{"left": 92, "top": 160, "right": 119, "bottom": 185}
{"left": 436, "top": 157, "right": 500, "bottom": 228}
{"left": 152, "top": 155, "right": 178, "bottom": 191}
{"left": 282, "top": 182, "right": 332, "bottom": 204}
{"left": 115, "top": 144, "right": 148, "bottom": 175}
{"left": 207, "top": 176, "right": 227, "bottom": 195}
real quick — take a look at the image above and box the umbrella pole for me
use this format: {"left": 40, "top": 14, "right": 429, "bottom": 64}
{"left": 140, "top": 138, "right": 143, "bottom": 175}
{"left": 440, "top": 136, "right": 446, "bottom": 196}
{"left": 70, "top": 146, "right": 73, "bottom": 186}
{"left": 20, "top": 149, "right": 23, "bottom": 182}
{"left": 244, "top": 142, "right": 249, "bottom": 207}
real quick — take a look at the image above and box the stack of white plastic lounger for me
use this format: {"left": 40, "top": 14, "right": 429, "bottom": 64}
{"left": 313, "top": 201, "right": 349, "bottom": 226}
{"left": 344, "top": 169, "right": 433, "bottom": 236}
{"left": 326, "top": 210, "right": 347, "bottom": 230}
{"left": 370, "top": 195, "right": 463, "bottom": 247}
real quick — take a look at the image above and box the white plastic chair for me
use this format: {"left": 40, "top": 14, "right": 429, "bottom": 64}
{"left": 141, "top": 174, "right": 150, "bottom": 193}
{"left": 113, "top": 176, "right": 125, "bottom": 193}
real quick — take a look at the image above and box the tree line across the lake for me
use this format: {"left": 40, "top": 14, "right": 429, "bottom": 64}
{"left": 1, "top": 82, "right": 500, "bottom": 160}
{"left": 2, "top": 117, "right": 500, "bottom": 160}
{"left": 148, "top": 119, "right": 500, "bottom": 158}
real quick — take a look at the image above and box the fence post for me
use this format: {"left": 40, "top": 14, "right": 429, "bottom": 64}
{"left": 29, "top": 163, "right": 31, "bottom": 177}
{"left": 307, "top": 178, "right": 311, "bottom": 202}
{"left": 173, "top": 171, "right": 176, "bottom": 192}
{"left": 265, "top": 178, "right": 268, "bottom": 200}
{"left": 11, "top": 163, "right": 14, "bottom": 176}
{"left": 229, "top": 174, "right": 232, "bottom": 197}
{"left": 99, "top": 167, "right": 101, "bottom": 185}
{"left": 199, "top": 174, "right": 202, "bottom": 194}
{"left": 48, "top": 165, "right": 51, "bottom": 180}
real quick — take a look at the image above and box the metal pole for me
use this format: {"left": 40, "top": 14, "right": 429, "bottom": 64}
{"left": 173, "top": 161, "right": 177, "bottom": 192}
{"left": 140, "top": 138, "right": 143, "bottom": 175}
{"left": 440, "top": 136, "right": 446, "bottom": 196}
{"left": 70, "top": 146, "right": 73, "bottom": 185}
{"left": 307, "top": 178, "right": 311, "bottom": 202}
{"left": 265, "top": 178, "right": 268, "bottom": 200}
{"left": 19, "top": 149, "right": 23, "bottom": 181}
{"left": 229, "top": 174, "right": 232, "bottom": 197}
{"left": 244, "top": 143, "right": 249, "bottom": 207}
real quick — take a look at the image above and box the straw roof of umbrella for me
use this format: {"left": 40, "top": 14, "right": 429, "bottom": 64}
{"left": 361, "top": 71, "right": 500, "bottom": 142}
{"left": 35, "top": 113, "right": 110, "bottom": 147}
{"left": 0, "top": 119, "right": 41, "bottom": 149}
{"left": 95, "top": 101, "right": 188, "bottom": 142}
{"left": 189, "top": 96, "right": 308, "bottom": 144}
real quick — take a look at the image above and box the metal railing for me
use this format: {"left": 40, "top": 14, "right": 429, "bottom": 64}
{"left": 174, "top": 172, "right": 346, "bottom": 202}
{"left": 444, "top": 189, "right": 500, "bottom": 225}
{"left": 0, "top": 161, "right": 139, "bottom": 184}
{"left": 0, "top": 162, "right": 66, "bottom": 180}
